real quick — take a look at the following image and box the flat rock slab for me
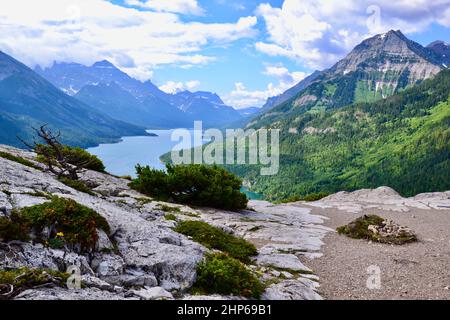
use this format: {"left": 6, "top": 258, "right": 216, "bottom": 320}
{"left": 132, "top": 287, "right": 173, "bottom": 300}
{"left": 256, "top": 253, "right": 312, "bottom": 272}
{"left": 263, "top": 279, "right": 322, "bottom": 300}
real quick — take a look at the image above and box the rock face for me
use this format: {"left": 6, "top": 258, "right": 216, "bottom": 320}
{"left": 0, "top": 145, "right": 334, "bottom": 300}
{"left": 309, "top": 186, "right": 450, "bottom": 213}
{"left": 0, "top": 145, "right": 205, "bottom": 300}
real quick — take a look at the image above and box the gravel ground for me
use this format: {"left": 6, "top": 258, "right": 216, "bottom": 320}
{"left": 304, "top": 206, "right": 450, "bottom": 300}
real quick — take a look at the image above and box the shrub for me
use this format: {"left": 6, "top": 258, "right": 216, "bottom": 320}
{"left": 174, "top": 220, "right": 257, "bottom": 263}
{"left": 337, "top": 215, "right": 417, "bottom": 245}
{"left": 130, "top": 164, "right": 248, "bottom": 211}
{"left": 0, "top": 197, "right": 110, "bottom": 252}
{"left": 58, "top": 176, "right": 95, "bottom": 196}
{"left": 337, "top": 215, "right": 384, "bottom": 240}
{"left": 0, "top": 268, "right": 68, "bottom": 299}
{"left": 193, "top": 253, "right": 263, "bottom": 299}
{"left": 36, "top": 144, "right": 105, "bottom": 173}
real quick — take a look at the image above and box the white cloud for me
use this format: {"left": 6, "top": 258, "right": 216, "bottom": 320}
{"left": 224, "top": 65, "right": 308, "bottom": 108}
{"left": 125, "top": 0, "right": 204, "bottom": 16}
{"left": 256, "top": 0, "right": 450, "bottom": 69}
{"left": 159, "top": 80, "right": 201, "bottom": 94}
{"left": 0, "top": 0, "right": 257, "bottom": 80}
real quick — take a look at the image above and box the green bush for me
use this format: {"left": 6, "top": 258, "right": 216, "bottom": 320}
{"left": 0, "top": 197, "right": 110, "bottom": 252}
{"left": 193, "top": 253, "right": 263, "bottom": 299}
{"left": 337, "top": 215, "right": 417, "bottom": 245}
{"left": 0, "top": 211, "right": 30, "bottom": 242}
{"left": 337, "top": 215, "right": 384, "bottom": 240}
{"left": 130, "top": 164, "right": 248, "bottom": 211}
{"left": 174, "top": 220, "right": 257, "bottom": 263}
{"left": 36, "top": 144, "right": 105, "bottom": 173}
{"left": 165, "top": 213, "right": 177, "bottom": 221}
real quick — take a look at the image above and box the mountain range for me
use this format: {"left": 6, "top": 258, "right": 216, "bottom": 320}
{"left": 0, "top": 51, "right": 148, "bottom": 148}
{"left": 36, "top": 61, "right": 241, "bottom": 128}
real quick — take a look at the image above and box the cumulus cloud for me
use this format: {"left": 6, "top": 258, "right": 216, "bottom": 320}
{"left": 256, "top": 0, "right": 450, "bottom": 69}
{"left": 0, "top": 0, "right": 257, "bottom": 80}
{"left": 159, "top": 80, "right": 201, "bottom": 94}
{"left": 224, "top": 65, "right": 307, "bottom": 108}
{"left": 125, "top": 0, "right": 204, "bottom": 16}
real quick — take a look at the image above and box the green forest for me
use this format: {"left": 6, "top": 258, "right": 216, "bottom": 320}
{"left": 226, "top": 69, "right": 450, "bottom": 201}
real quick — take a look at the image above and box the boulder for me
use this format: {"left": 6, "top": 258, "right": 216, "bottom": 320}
{"left": 131, "top": 286, "right": 173, "bottom": 300}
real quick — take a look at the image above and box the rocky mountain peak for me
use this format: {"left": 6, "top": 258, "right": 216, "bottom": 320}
{"left": 328, "top": 29, "right": 443, "bottom": 82}
{"left": 92, "top": 60, "right": 116, "bottom": 69}
{"left": 427, "top": 40, "right": 450, "bottom": 66}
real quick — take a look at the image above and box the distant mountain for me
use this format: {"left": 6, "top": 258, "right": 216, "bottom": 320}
{"left": 0, "top": 51, "right": 147, "bottom": 148}
{"left": 427, "top": 40, "right": 450, "bottom": 66}
{"left": 37, "top": 61, "right": 243, "bottom": 128}
{"left": 74, "top": 82, "right": 188, "bottom": 129}
{"left": 170, "top": 91, "right": 241, "bottom": 127}
{"left": 237, "top": 107, "right": 260, "bottom": 117}
{"left": 248, "top": 30, "right": 445, "bottom": 129}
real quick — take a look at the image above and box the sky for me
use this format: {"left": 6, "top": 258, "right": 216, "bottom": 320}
{"left": 0, "top": 0, "right": 449, "bottom": 109}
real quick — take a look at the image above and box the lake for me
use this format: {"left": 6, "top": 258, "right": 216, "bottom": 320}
{"left": 87, "top": 129, "right": 264, "bottom": 200}
{"left": 87, "top": 129, "right": 206, "bottom": 177}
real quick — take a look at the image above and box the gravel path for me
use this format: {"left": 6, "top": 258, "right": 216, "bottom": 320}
{"left": 305, "top": 206, "right": 450, "bottom": 300}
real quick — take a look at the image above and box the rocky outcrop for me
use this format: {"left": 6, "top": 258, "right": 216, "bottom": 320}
{"left": 0, "top": 145, "right": 331, "bottom": 300}
{"left": 0, "top": 145, "right": 205, "bottom": 300}
{"left": 308, "top": 186, "right": 450, "bottom": 213}
{"left": 3, "top": 145, "right": 446, "bottom": 300}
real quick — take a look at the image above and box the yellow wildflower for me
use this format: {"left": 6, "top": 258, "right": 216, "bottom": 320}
{"left": 56, "top": 232, "right": 64, "bottom": 237}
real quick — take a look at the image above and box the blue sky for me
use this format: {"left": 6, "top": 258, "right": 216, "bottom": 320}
{"left": 0, "top": 0, "right": 449, "bottom": 108}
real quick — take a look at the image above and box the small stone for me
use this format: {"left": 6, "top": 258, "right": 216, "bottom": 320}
{"left": 271, "top": 270, "right": 281, "bottom": 277}
{"left": 131, "top": 287, "right": 173, "bottom": 300}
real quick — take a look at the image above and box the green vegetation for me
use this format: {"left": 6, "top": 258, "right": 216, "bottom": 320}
{"left": 337, "top": 215, "right": 384, "bottom": 240}
{"left": 130, "top": 164, "right": 248, "bottom": 211}
{"left": 164, "top": 213, "right": 177, "bottom": 221}
{"left": 0, "top": 268, "right": 69, "bottom": 300}
{"left": 36, "top": 144, "right": 105, "bottom": 173}
{"left": 337, "top": 215, "right": 417, "bottom": 245}
{"left": 0, "top": 197, "right": 110, "bottom": 252}
{"left": 226, "top": 69, "right": 450, "bottom": 201}
{"left": 58, "top": 176, "right": 95, "bottom": 196}
{"left": 174, "top": 220, "right": 257, "bottom": 263}
{"left": 0, "top": 151, "right": 40, "bottom": 170}
{"left": 193, "top": 253, "right": 263, "bottom": 299}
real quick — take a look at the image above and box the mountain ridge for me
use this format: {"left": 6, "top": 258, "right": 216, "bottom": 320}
{"left": 0, "top": 51, "right": 148, "bottom": 148}
{"left": 36, "top": 60, "right": 242, "bottom": 128}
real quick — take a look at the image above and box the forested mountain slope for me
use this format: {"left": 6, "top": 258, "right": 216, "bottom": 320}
{"left": 227, "top": 69, "right": 450, "bottom": 200}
